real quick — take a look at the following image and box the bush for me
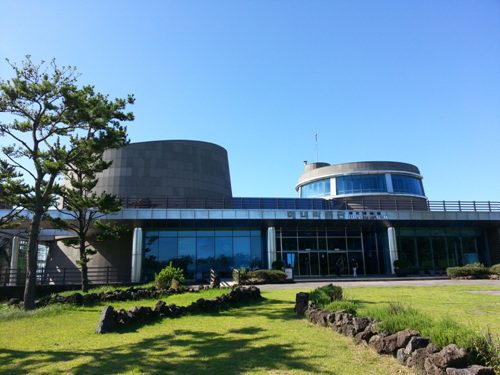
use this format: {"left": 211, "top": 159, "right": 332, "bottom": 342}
{"left": 447, "top": 264, "right": 491, "bottom": 279}
{"left": 323, "top": 300, "right": 358, "bottom": 315}
{"left": 238, "top": 269, "right": 287, "bottom": 284}
{"left": 155, "top": 262, "right": 185, "bottom": 290}
{"left": 365, "top": 302, "right": 432, "bottom": 334}
{"left": 490, "top": 263, "right": 500, "bottom": 275}
{"left": 242, "top": 269, "right": 287, "bottom": 284}
{"left": 470, "top": 329, "right": 500, "bottom": 372}
{"left": 309, "top": 284, "right": 343, "bottom": 306}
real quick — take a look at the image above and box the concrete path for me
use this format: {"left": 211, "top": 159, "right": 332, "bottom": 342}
{"left": 258, "top": 278, "right": 500, "bottom": 290}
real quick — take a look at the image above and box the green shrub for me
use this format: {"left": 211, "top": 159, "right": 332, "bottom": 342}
{"left": 490, "top": 263, "right": 500, "bottom": 275}
{"left": 447, "top": 264, "right": 491, "bottom": 279}
{"left": 323, "top": 300, "right": 358, "bottom": 315}
{"left": 426, "top": 317, "right": 477, "bottom": 350}
{"left": 239, "top": 269, "right": 287, "bottom": 284}
{"left": 155, "top": 262, "right": 185, "bottom": 290}
{"left": 309, "top": 284, "right": 343, "bottom": 306}
{"left": 365, "top": 303, "right": 432, "bottom": 334}
{"left": 246, "top": 269, "right": 287, "bottom": 284}
{"left": 470, "top": 329, "right": 500, "bottom": 372}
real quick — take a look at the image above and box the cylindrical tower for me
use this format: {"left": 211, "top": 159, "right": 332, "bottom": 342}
{"left": 296, "top": 161, "right": 427, "bottom": 209}
{"left": 93, "top": 140, "right": 232, "bottom": 200}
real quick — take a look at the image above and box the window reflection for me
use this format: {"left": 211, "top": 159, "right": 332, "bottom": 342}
{"left": 336, "top": 174, "right": 387, "bottom": 195}
{"left": 142, "top": 229, "right": 262, "bottom": 281}
{"left": 300, "top": 178, "right": 331, "bottom": 198}
{"left": 391, "top": 174, "right": 424, "bottom": 196}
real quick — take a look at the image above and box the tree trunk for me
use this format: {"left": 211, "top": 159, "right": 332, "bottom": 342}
{"left": 23, "top": 208, "right": 43, "bottom": 310}
{"left": 80, "top": 242, "right": 89, "bottom": 293}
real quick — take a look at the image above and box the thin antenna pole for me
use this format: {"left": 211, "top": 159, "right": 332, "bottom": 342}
{"left": 315, "top": 133, "right": 319, "bottom": 162}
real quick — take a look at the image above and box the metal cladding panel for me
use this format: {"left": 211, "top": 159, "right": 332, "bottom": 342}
{"left": 208, "top": 210, "right": 223, "bottom": 219}
{"left": 151, "top": 209, "right": 168, "bottom": 219}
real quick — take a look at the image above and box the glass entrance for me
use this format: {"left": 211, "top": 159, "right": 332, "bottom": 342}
{"left": 275, "top": 227, "right": 375, "bottom": 277}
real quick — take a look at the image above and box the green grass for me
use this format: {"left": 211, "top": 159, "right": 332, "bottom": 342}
{"left": 320, "top": 285, "right": 500, "bottom": 370}
{"left": 342, "top": 285, "right": 500, "bottom": 333}
{"left": 0, "top": 288, "right": 412, "bottom": 374}
{"left": 0, "top": 285, "right": 498, "bottom": 374}
{"left": 57, "top": 282, "right": 156, "bottom": 296}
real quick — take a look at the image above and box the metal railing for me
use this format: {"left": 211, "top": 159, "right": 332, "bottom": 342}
{"left": 118, "top": 196, "right": 500, "bottom": 213}
{"left": 0, "top": 266, "right": 129, "bottom": 287}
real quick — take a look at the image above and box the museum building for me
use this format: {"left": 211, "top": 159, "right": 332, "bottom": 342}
{"left": 2, "top": 140, "right": 500, "bottom": 284}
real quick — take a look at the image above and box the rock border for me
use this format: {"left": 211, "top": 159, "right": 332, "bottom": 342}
{"left": 295, "top": 292, "right": 495, "bottom": 375}
{"left": 7, "top": 285, "right": 213, "bottom": 309}
{"left": 96, "top": 286, "right": 262, "bottom": 334}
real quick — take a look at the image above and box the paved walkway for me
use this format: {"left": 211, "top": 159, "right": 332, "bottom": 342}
{"left": 258, "top": 278, "right": 500, "bottom": 290}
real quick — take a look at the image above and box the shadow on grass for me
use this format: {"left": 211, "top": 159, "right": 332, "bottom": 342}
{"left": 223, "top": 298, "right": 302, "bottom": 322}
{"left": 0, "top": 327, "right": 325, "bottom": 374}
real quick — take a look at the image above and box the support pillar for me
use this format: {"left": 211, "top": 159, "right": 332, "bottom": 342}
{"left": 267, "top": 227, "right": 276, "bottom": 269}
{"left": 131, "top": 228, "right": 143, "bottom": 283}
{"left": 388, "top": 227, "right": 398, "bottom": 275}
{"left": 8, "top": 236, "right": 20, "bottom": 286}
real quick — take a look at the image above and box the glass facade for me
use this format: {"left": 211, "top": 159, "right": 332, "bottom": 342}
{"left": 275, "top": 227, "right": 387, "bottom": 277}
{"left": 336, "top": 174, "right": 387, "bottom": 195}
{"left": 396, "top": 228, "right": 481, "bottom": 273}
{"left": 143, "top": 229, "right": 262, "bottom": 281}
{"left": 300, "top": 178, "right": 331, "bottom": 198}
{"left": 391, "top": 174, "right": 424, "bottom": 196}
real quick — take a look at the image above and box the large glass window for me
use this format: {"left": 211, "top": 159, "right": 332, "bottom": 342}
{"left": 391, "top": 174, "right": 424, "bottom": 196}
{"left": 233, "top": 237, "right": 251, "bottom": 268}
{"left": 300, "top": 178, "right": 331, "bottom": 198}
{"left": 336, "top": 174, "right": 387, "bottom": 195}
{"left": 178, "top": 237, "right": 196, "bottom": 279}
{"left": 158, "top": 237, "right": 177, "bottom": 263}
{"left": 143, "top": 229, "right": 262, "bottom": 281}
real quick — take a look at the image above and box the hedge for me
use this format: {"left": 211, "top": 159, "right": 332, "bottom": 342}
{"left": 240, "top": 269, "right": 288, "bottom": 284}
{"left": 447, "top": 264, "right": 491, "bottom": 279}
{"left": 490, "top": 263, "right": 500, "bottom": 275}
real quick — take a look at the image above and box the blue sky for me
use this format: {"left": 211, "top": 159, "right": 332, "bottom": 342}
{"left": 1, "top": 1, "right": 499, "bottom": 200}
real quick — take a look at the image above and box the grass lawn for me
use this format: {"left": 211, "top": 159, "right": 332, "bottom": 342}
{"left": 341, "top": 285, "right": 500, "bottom": 334}
{"left": 0, "top": 284, "right": 498, "bottom": 374}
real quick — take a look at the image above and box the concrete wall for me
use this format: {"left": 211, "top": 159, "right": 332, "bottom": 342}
{"left": 93, "top": 140, "right": 232, "bottom": 200}
{"left": 46, "top": 231, "right": 133, "bottom": 284}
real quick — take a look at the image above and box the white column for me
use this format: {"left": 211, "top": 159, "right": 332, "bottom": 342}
{"left": 388, "top": 227, "right": 398, "bottom": 274}
{"left": 385, "top": 173, "right": 394, "bottom": 193}
{"left": 131, "top": 228, "right": 143, "bottom": 283}
{"left": 267, "top": 227, "right": 276, "bottom": 269}
{"left": 330, "top": 177, "right": 336, "bottom": 197}
{"left": 8, "top": 236, "right": 21, "bottom": 286}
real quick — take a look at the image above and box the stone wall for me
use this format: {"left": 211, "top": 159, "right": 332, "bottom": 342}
{"left": 96, "top": 286, "right": 262, "bottom": 333}
{"left": 295, "top": 293, "right": 495, "bottom": 375}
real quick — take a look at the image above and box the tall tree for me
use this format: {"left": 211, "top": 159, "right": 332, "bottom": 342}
{"left": 0, "top": 56, "right": 134, "bottom": 309}
{"left": 0, "top": 160, "right": 28, "bottom": 227}
{"left": 54, "top": 138, "right": 126, "bottom": 292}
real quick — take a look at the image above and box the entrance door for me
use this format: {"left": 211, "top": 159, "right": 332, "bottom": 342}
{"left": 318, "top": 252, "right": 328, "bottom": 275}
{"left": 309, "top": 252, "right": 320, "bottom": 275}
{"left": 330, "top": 253, "right": 347, "bottom": 276}
{"left": 298, "top": 253, "right": 310, "bottom": 276}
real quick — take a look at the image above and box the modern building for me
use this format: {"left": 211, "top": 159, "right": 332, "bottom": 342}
{"left": 1, "top": 139, "right": 500, "bottom": 285}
